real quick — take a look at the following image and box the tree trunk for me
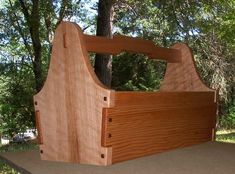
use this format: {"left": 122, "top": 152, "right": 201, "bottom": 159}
{"left": 19, "top": 0, "right": 43, "bottom": 92}
{"left": 31, "top": 0, "right": 43, "bottom": 92}
{"left": 94, "top": 0, "right": 114, "bottom": 87}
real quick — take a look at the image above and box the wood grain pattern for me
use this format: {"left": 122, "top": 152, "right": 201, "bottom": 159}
{"left": 84, "top": 35, "right": 181, "bottom": 63}
{"left": 34, "top": 22, "right": 114, "bottom": 165}
{"left": 35, "top": 110, "right": 43, "bottom": 145}
{"left": 160, "top": 43, "right": 213, "bottom": 92}
{"left": 114, "top": 91, "right": 215, "bottom": 107}
{"left": 102, "top": 92, "right": 217, "bottom": 163}
{"left": 33, "top": 22, "right": 217, "bottom": 166}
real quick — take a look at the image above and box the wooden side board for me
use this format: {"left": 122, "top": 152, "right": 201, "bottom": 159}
{"left": 34, "top": 22, "right": 115, "bottom": 165}
{"left": 114, "top": 91, "right": 215, "bottom": 107}
{"left": 102, "top": 92, "right": 217, "bottom": 163}
{"left": 160, "top": 43, "right": 213, "bottom": 92}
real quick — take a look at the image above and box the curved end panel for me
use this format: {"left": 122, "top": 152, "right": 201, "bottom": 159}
{"left": 33, "top": 22, "right": 114, "bottom": 166}
{"left": 160, "top": 43, "right": 214, "bottom": 92}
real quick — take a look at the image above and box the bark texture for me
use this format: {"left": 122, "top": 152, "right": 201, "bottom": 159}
{"left": 19, "top": 0, "right": 43, "bottom": 92}
{"left": 94, "top": 0, "right": 114, "bottom": 87}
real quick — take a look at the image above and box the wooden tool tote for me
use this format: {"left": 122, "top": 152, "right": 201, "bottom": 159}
{"left": 34, "top": 22, "right": 217, "bottom": 166}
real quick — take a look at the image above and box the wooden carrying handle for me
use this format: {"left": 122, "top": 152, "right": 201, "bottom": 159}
{"left": 35, "top": 110, "right": 43, "bottom": 144}
{"left": 84, "top": 35, "right": 181, "bottom": 63}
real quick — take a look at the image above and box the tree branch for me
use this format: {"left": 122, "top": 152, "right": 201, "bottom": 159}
{"left": 18, "top": 0, "right": 30, "bottom": 24}
{"left": 8, "top": 0, "right": 34, "bottom": 60}
{"left": 56, "top": 0, "right": 68, "bottom": 27}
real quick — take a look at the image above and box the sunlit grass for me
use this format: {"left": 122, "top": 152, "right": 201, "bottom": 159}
{"left": 0, "top": 163, "right": 19, "bottom": 174}
{"left": 216, "top": 129, "right": 235, "bottom": 143}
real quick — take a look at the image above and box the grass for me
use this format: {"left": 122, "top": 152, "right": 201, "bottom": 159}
{"left": 0, "top": 142, "right": 38, "bottom": 153}
{"left": 0, "top": 142, "right": 38, "bottom": 174}
{"left": 216, "top": 129, "right": 235, "bottom": 143}
{"left": 0, "top": 165, "right": 18, "bottom": 174}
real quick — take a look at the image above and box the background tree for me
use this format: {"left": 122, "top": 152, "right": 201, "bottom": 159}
{"left": 112, "top": 0, "right": 235, "bottom": 127}
{"left": 94, "top": 0, "right": 115, "bottom": 87}
{"left": 0, "top": 0, "right": 234, "bottom": 137}
{"left": 0, "top": 0, "right": 85, "bottom": 136}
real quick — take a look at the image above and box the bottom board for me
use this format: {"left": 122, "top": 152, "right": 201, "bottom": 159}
{"left": 0, "top": 142, "right": 235, "bottom": 174}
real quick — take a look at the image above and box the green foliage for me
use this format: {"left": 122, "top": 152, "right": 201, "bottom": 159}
{"left": 0, "top": 0, "right": 234, "bottom": 134}
{"left": 0, "top": 49, "right": 35, "bottom": 136}
{"left": 114, "top": 0, "right": 235, "bottom": 128}
{"left": 0, "top": 78, "right": 35, "bottom": 136}
{"left": 216, "top": 130, "right": 235, "bottom": 143}
{"left": 112, "top": 53, "right": 166, "bottom": 91}
{"left": 0, "top": 163, "right": 19, "bottom": 174}
{"left": 220, "top": 105, "right": 235, "bottom": 129}
{"left": 0, "top": 0, "right": 88, "bottom": 137}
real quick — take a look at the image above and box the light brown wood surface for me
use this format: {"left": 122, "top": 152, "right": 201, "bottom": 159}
{"left": 84, "top": 35, "right": 181, "bottom": 62}
{"left": 34, "top": 22, "right": 114, "bottom": 165}
{"left": 113, "top": 91, "right": 215, "bottom": 106}
{"left": 160, "top": 43, "right": 213, "bottom": 92}
{"left": 102, "top": 92, "right": 216, "bottom": 163}
{"left": 33, "top": 21, "right": 217, "bottom": 165}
